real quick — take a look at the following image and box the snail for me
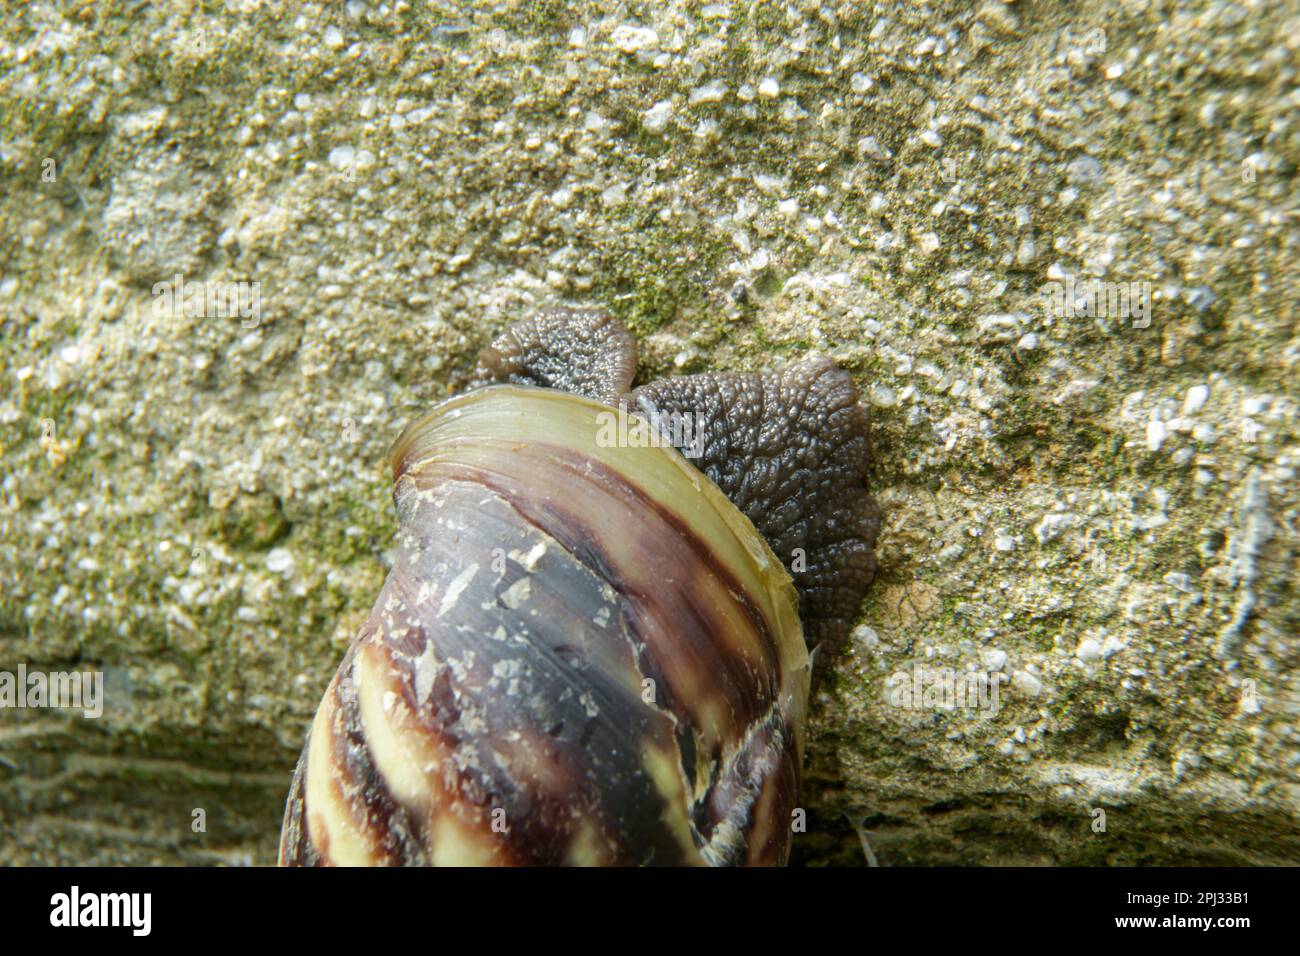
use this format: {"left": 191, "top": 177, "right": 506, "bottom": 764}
{"left": 279, "top": 309, "right": 881, "bottom": 866}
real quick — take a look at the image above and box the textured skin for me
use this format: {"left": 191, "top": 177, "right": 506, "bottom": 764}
{"left": 474, "top": 309, "right": 881, "bottom": 650}
{"left": 631, "top": 362, "right": 881, "bottom": 649}
{"left": 471, "top": 307, "right": 637, "bottom": 405}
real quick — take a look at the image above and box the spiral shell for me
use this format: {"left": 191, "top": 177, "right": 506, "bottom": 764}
{"left": 279, "top": 385, "right": 810, "bottom": 866}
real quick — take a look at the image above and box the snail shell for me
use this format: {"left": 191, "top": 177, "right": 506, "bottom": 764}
{"left": 280, "top": 308, "right": 881, "bottom": 866}
{"left": 280, "top": 386, "right": 809, "bottom": 866}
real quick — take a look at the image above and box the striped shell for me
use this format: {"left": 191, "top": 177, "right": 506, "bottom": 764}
{"left": 279, "top": 385, "right": 810, "bottom": 866}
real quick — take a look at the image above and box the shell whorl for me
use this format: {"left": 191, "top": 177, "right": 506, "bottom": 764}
{"left": 279, "top": 386, "right": 809, "bottom": 866}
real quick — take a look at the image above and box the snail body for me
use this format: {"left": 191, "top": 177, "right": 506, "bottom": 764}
{"left": 280, "top": 309, "right": 881, "bottom": 866}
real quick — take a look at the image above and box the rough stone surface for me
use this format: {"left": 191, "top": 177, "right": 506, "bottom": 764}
{"left": 1, "top": 1, "right": 1296, "bottom": 865}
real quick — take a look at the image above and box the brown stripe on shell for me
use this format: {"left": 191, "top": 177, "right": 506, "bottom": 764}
{"left": 403, "top": 450, "right": 799, "bottom": 861}
{"left": 278, "top": 748, "right": 318, "bottom": 865}
{"left": 700, "top": 703, "right": 802, "bottom": 866}
{"left": 408, "top": 444, "right": 785, "bottom": 742}
{"left": 392, "top": 475, "right": 703, "bottom": 864}
{"left": 284, "top": 389, "right": 806, "bottom": 866}
{"left": 280, "top": 636, "right": 431, "bottom": 866}
{"left": 288, "top": 475, "right": 712, "bottom": 864}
